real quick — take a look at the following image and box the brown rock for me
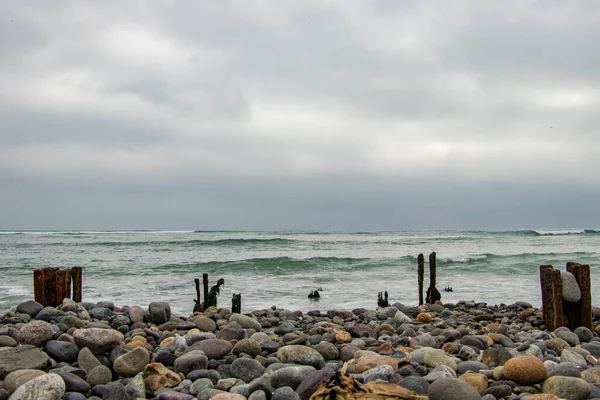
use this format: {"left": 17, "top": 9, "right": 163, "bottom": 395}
{"left": 194, "top": 315, "right": 217, "bottom": 332}
{"left": 416, "top": 313, "right": 432, "bottom": 323}
{"left": 459, "top": 372, "right": 488, "bottom": 394}
{"left": 335, "top": 331, "right": 352, "bottom": 343}
{"left": 441, "top": 342, "right": 459, "bottom": 354}
{"left": 526, "top": 394, "right": 561, "bottom": 400}
{"left": 375, "top": 324, "right": 395, "bottom": 334}
{"left": 503, "top": 356, "right": 547, "bottom": 385}
{"left": 142, "top": 362, "right": 182, "bottom": 394}
{"left": 354, "top": 351, "right": 402, "bottom": 373}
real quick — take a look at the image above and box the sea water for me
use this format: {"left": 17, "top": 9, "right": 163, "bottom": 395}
{"left": 1, "top": 229, "right": 599, "bottom": 315}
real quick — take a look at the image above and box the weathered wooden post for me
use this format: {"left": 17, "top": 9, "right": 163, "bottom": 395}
{"left": 539, "top": 263, "right": 592, "bottom": 331}
{"left": 34, "top": 269, "right": 45, "bottom": 304}
{"left": 426, "top": 252, "right": 441, "bottom": 304}
{"left": 193, "top": 278, "right": 202, "bottom": 312}
{"left": 377, "top": 291, "right": 389, "bottom": 308}
{"left": 202, "top": 273, "right": 209, "bottom": 308}
{"left": 539, "top": 265, "right": 555, "bottom": 329}
{"left": 56, "top": 269, "right": 68, "bottom": 304}
{"left": 43, "top": 267, "right": 58, "bottom": 306}
{"left": 232, "top": 293, "right": 242, "bottom": 314}
{"left": 71, "top": 266, "right": 82, "bottom": 303}
{"left": 417, "top": 253, "right": 424, "bottom": 305}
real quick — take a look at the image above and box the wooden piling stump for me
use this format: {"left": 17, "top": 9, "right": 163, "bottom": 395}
{"left": 71, "top": 266, "right": 82, "bottom": 303}
{"left": 43, "top": 267, "right": 58, "bottom": 307}
{"left": 539, "top": 265, "right": 554, "bottom": 330}
{"left": 578, "top": 264, "right": 593, "bottom": 330}
{"left": 550, "top": 268, "right": 564, "bottom": 330}
{"left": 418, "top": 253, "right": 424, "bottom": 305}
{"left": 202, "top": 273, "right": 209, "bottom": 311}
{"left": 34, "top": 269, "right": 45, "bottom": 305}
{"left": 232, "top": 293, "right": 242, "bottom": 314}
{"left": 55, "top": 269, "right": 68, "bottom": 306}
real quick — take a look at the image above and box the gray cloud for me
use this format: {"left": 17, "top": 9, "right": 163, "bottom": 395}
{"left": 1, "top": 1, "right": 599, "bottom": 229}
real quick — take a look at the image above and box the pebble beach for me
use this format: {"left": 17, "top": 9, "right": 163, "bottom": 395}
{"left": 2, "top": 298, "right": 600, "bottom": 400}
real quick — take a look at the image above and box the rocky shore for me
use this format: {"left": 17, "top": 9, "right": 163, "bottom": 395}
{"left": 2, "top": 298, "right": 600, "bottom": 400}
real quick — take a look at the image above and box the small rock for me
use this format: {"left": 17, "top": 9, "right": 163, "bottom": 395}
{"left": 16, "top": 300, "right": 44, "bottom": 318}
{"left": 277, "top": 345, "right": 325, "bottom": 369}
{"left": 148, "top": 302, "right": 171, "bottom": 325}
{"left": 113, "top": 347, "right": 151, "bottom": 377}
{"left": 44, "top": 340, "right": 80, "bottom": 363}
{"left": 232, "top": 338, "right": 261, "bottom": 357}
{"left": 502, "top": 355, "right": 547, "bottom": 385}
{"left": 87, "top": 365, "right": 113, "bottom": 387}
{"left": 428, "top": 377, "right": 482, "bottom": 400}
{"left": 229, "top": 314, "right": 262, "bottom": 331}
{"left": 18, "top": 320, "right": 54, "bottom": 347}
{"left": 543, "top": 376, "right": 590, "bottom": 400}
{"left": 8, "top": 373, "right": 65, "bottom": 400}
{"left": 561, "top": 271, "right": 581, "bottom": 302}
{"left": 73, "top": 328, "right": 124, "bottom": 355}
{"left": 271, "top": 386, "right": 300, "bottom": 400}
{"left": 0, "top": 345, "right": 51, "bottom": 379}
{"left": 187, "top": 339, "right": 232, "bottom": 359}
{"left": 229, "top": 358, "right": 265, "bottom": 383}
{"left": 3, "top": 369, "right": 47, "bottom": 395}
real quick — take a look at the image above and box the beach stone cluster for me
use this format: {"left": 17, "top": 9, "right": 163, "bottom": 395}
{"left": 2, "top": 299, "right": 600, "bottom": 399}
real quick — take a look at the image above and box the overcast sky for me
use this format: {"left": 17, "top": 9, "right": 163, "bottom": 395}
{"left": 1, "top": 1, "right": 599, "bottom": 230}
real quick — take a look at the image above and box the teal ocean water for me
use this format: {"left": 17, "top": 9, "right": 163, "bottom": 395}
{"left": 1, "top": 229, "right": 598, "bottom": 315}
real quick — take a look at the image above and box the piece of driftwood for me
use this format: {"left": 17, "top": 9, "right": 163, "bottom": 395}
{"left": 539, "top": 263, "right": 592, "bottom": 331}
{"left": 309, "top": 362, "right": 427, "bottom": 400}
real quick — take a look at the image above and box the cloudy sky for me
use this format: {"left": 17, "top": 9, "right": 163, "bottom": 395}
{"left": 1, "top": 1, "right": 599, "bottom": 230}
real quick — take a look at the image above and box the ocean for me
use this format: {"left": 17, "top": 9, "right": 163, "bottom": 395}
{"left": 0, "top": 229, "right": 598, "bottom": 315}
